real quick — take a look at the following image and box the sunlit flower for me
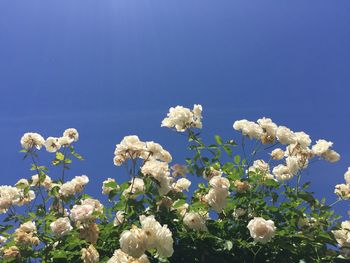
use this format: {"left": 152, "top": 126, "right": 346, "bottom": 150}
{"left": 247, "top": 217, "right": 276, "bottom": 244}
{"left": 119, "top": 226, "right": 147, "bottom": 258}
{"left": 63, "top": 128, "right": 79, "bottom": 142}
{"left": 81, "top": 244, "right": 99, "bottom": 263}
{"left": 20, "top": 132, "right": 45, "bottom": 150}
{"left": 183, "top": 212, "right": 208, "bottom": 232}
{"left": 44, "top": 137, "right": 61, "bottom": 153}
{"left": 50, "top": 217, "right": 72, "bottom": 237}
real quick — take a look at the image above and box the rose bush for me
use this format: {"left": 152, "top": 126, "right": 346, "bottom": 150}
{"left": 0, "top": 104, "right": 348, "bottom": 262}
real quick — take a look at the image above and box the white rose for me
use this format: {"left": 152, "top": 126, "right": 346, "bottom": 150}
{"left": 247, "top": 217, "right": 276, "bottom": 244}
{"left": 119, "top": 227, "right": 147, "bottom": 258}
{"left": 183, "top": 212, "right": 208, "bottom": 232}
{"left": 276, "top": 126, "right": 295, "bottom": 145}
{"left": 50, "top": 217, "right": 72, "bottom": 237}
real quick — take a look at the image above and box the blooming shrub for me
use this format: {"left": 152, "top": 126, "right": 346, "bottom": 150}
{"left": 0, "top": 105, "right": 349, "bottom": 262}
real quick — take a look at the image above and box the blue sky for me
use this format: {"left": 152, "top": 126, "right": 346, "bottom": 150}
{"left": 0, "top": 1, "right": 349, "bottom": 218}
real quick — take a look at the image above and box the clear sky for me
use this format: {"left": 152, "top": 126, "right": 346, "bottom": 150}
{"left": 0, "top": 1, "right": 349, "bottom": 218}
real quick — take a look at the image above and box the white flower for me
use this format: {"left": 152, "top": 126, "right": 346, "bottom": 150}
{"left": 294, "top": 131, "right": 312, "bottom": 148}
{"left": 119, "top": 227, "right": 147, "bottom": 258}
{"left": 249, "top": 160, "right": 270, "bottom": 174}
{"left": 286, "top": 156, "right": 300, "bottom": 175}
{"left": 0, "top": 235, "right": 7, "bottom": 245}
{"left": 71, "top": 175, "right": 89, "bottom": 192}
{"left": 155, "top": 225, "right": 174, "bottom": 257}
{"left": 31, "top": 174, "right": 53, "bottom": 189}
{"left": 276, "top": 126, "right": 295, "bottom": 145}
{"left": 20, "top": 221, "right": 37, "bottom": 233}
{"left": 63, "top": 128, "right": 79, "bottom": 142}
{"left": 15, "top": 179, "right": 29, "bottom": 188}
{"left": 20, "top": 132, "right": 45, "bottom": 150}
{"left": 58, "top": 136, "right": 73, "bottom": 146}
{"left": 257, "top": 117, "right": 277, "bottom": 137}
{"left": 335, "top": 184, "right": 350, "bottom": 199}
{"left": 102, "top": 178, "right": 118, "bottom": 195}
{"left": 70, "top": 204, "right": 95, "bottom": 222}
{"left": 59, "top": 181, "right": 76, "bottom": 197}
{"left": 50, "top": 217, "right": 72, "bottom": 237}
{"left": 142, "top": 141, "right": 172, "bottom": 163}
{"left": 141, "top": 160, "right": 170, "bottom": 180}
{"left": 203, "top": 167, "right": 222, "bottom": 180}
{"left": 205, "top": 188, "right": 229, "bottom": 213}
{"left": 312, "top": 139, "right": 333, "bottom": 156}
{"left": 344, "top": 168, "right": 350, "bottom": 184}
{"left": 323, "top": 149, "right": 340, "bottom": 163}
{"left": 44, "top": 137, "right": 61, "bottom": 153}
{"left": 171, "top": 164, "right": 188, "bottom": 177}
{"left": 183, "top": 212, "right": 208, "bottom": 231}
{"left": 114, "top": 136, "right": 146, "bottom": 166}
{"left": 113, "top": 211, "right": 125, "bottom": 226}
{"left": 161, "top": 104, "right": 203, "bottom": 132}
{"left": 81, "top": 198, "right": 104, "bottom": 214}
{"left": 272, "top": 164, "right": 293, "bottom": 181}
{"left": 139, "top": 215, "right": 161, "bottom": 249}
{"left": 0, "top": 186, "right": 23, "bottom": 213}
{"left": 81, "top": 245, "right": 99, "bottom": 263}
{"left": 123, "top": 178, "right": 145, "bottom": 195}
{"left": 107, "top": 249, "right": 149, "bottom": 263}
{"left": 270, "top": 148, "right": 285, "bottom": 160}
{"left": 247, "top": 217, "right": 276, "bottom": 244}
{"left": 172, "top": 178, "right": 191, "bottom": 192}
{"left": 233, "top": 120, "right": 263, "bottom": 140}
{"left": 209, "top": 176, "right": 230, "bottom": 191}
{"left": 233, "top": 208, "right": 246, "bottom": 218}
{"left": 332, "top": 220, "right": 350, "bottom": 247}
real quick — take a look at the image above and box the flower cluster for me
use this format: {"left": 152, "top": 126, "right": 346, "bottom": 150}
{"left": 0, "top": 106, "right": 347, "bottom": 262}
{"left": 234, "top": 117, "right": 340, "bottom": 182}
{"left": 161, "top": 104, "right": 202, "bottom": 132}
{"left": 118, "top": 215, "right": 173, "bottom": 260}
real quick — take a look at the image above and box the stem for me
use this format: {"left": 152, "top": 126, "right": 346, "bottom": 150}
{"left": 61, "top": 147, "right": 68, "bottom": 183}
{"left": 329, "top": 198, "right": 342, "bottom": 207}
{"left": 29, "top": 151, "right": 47, "bottom": 213}
{"left": 296, "top": 172, "right": 302, "bottom": 195}
{"left": 252, "top": 246, "right": 262, "bottom": 263}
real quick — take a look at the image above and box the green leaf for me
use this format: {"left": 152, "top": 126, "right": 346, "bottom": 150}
{"left": 214, "top": 135, "right": 223, "bottom": 145}
{"left": 173, "top": 199, "right": 186, "bottom": 209}
{"left": 56, "top": 152, "right": 65, "bottom": 161}
{"left": 234, "top": 155, "right": 241, "bottom": 164}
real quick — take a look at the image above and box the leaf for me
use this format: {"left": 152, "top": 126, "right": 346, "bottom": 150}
{"left": 173, "top": 199, "right": 186, "bottom": 209}
{"left": 56, "top": 152, "right": 65, "bottom": 161}
{"left": 214, "top": 135, "right": 223, "bottom": 145}
{"left": 234, "top": 155, "right": 241, "bottom": 164}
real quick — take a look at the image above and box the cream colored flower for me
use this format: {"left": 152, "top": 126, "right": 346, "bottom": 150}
{"left": 205, "top": 188, "right": 229, "bottom": 213}
{"left": 183, "top": 212, "right": 207, "bottom": 231}
{"left": 123, "top": 178, "right": 145, "bottom": 196}
{"left": 312, "top": 139, "right": 333, "bottom": 156}
{"left": 20, "top": 132, "right": 45, "bottom": 150}
{"left": 155, "top": 224, "right": 174, "bottom": 257}
{"left": 70, "top": 204, "right": 95, "bottom": 222}
{"left": 31, "top": 174, "right": 53, "bottom": 189}
{"left": 294, "top": 131, "right": 312, "bottom": 148}
{"left": 161, "top": 104, "right": 203, "bottom": 132}
{"left": 119, "top": 226, "right": 147, "bottom": 258}
{"left": 50, "top": 217, "right": 72, "bottom": 237}
{"left": 332, "top": 220, "right": 350, "bottom": 248}
{"left": 234, "top": 180, "right": 250, "bottom": 193}
{"left": 107, "top": 249, "right": 149, "bottom": 263}
{"left": 276, "top": 126, "right": 295, "bottom": 145}
{"left": 102, "top": 178, "right": 118, "bottom": 195}
{"left": 335, "top": 184, "right": 350, "bottom": 199}
{"left": 114, "top": 135, "right": 146, "bottom": 166}
{"left": 113, "top": 211, "right": 125, "bottom": 226}
{"left": 247, "top": 217, "right": 276, "bottom": 244}
{"left": 3, "top": 246, "right": 20, "bottom": 259}
{"left": 58, "top": 136, "right": 73, "bottom": 146}
{"left": 271, "top": 148, "right": 285, "bottom": 160}
{"left": 323, "top": 149, "right": 340, "bottom": 163}
{"left": 233, "top": 120, "right": 264, "bottom": 140}
{"left": 171, "top": 164, "right": 188, "bottom": 177}
{"left": 344, "top": 168, "right": 350, "bottom": 184}
{"left": 81, "top": 245, "right": 99, "bottom": 263}
{"left": 63, "top": 128, "right": 79, "bottom": 142}
{"left": 272, "top": 164, "right": 293, "bottom": 181}
{"left": 44, "top": 137, "right": 61, "bottom": 153}
{"left": 172, "top": 178, "right": 191, "bottom": 192}
{"left": 139, "top": 215, "right": 161, "bottom": 249}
